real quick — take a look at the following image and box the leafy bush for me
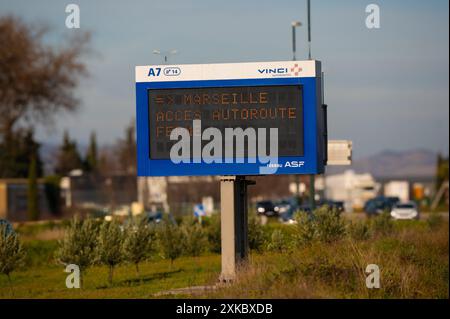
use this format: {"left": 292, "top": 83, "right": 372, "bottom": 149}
{"left": 205, "top": 214, "right": 221, "bottom": 254}
{"left": 56, "top": 217, "right": 98, "bottom": 286}
{"left": 370, "top": 211, "right": 394, "bottom": 236}
{"left": 182, "top": 219, "right": 208, "bottom": 257}
{"left": 267, "top": 229, "right": 287, "bottom": 252}
{"left": 0, "top": 225, "right": 26, "bottom": 282}
{"left": 294, "top": 207, "right": 346, "bottom": 245}
{"left": 314, "top": 206, "right": 346, "bottom": 243}
{"left": 96, "top": 219, "right": 124, "bottom": 284}
{"left": 248, "top": 213, "right": 265, "bottom": 252}
{"left": 123, "top": 216, "right": 156, "bottom": 276}
{"left": 347, "top": 221, "right": 372, "bottom": 241}
{"left": 294, "top": 212, "right": 316, "bottom": 245}
{"left": 157, "top": 219, "right": 185, "bottom": 266}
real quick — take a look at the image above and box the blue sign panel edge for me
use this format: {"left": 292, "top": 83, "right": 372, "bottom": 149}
{"left": 136, "top": 77, "right": 323, "bottom": 177}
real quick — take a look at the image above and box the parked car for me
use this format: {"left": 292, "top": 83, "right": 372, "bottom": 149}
{"left": 390, "top": 202, "right": 419, "bottom": 220}
{"left": 256, "top": 200, "right": 277, "bottom": 217}
{"left": 274, "top": 198, "right": 298, "bottom": 215}
{"left": 0, "top": 219, "right": 15, "bottom": 237}
{"left": 144, "top": 210, "right": 164, "bottom": 223}
{"left": 364, "top": 196, "right": 400, "bottom": 217}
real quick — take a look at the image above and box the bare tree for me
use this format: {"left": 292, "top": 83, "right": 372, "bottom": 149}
{"left": 0, "top": 16, "right": 89, "bottom": 140}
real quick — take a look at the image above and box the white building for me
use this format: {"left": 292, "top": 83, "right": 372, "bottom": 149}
{"left": 316, "top": 170, "right": 380, "bottom": 212}
{"left": 384, "top": 181, "right": 410, "bottom": 202}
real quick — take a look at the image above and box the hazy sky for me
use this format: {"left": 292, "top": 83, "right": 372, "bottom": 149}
{"left": 1, "top": 0, "right": 448, "bottom": 158}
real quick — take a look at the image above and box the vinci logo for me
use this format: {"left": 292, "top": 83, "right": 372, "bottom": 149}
{"left": 290, "top": 64, "right": 303, "bottom": 76}
{"left": 258, "top": 64, "right": 303, "bottom": 76}
{"left": 258, "top": 68, "right": 288, "bottom": 75}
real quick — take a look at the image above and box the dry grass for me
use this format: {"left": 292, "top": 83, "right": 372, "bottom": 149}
{"left": 207, "top": 221, "right": 449, "bottom": 299}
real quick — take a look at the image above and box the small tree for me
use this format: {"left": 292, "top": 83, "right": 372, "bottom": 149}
{"left": 314, "top": 206, "right": 346, "bottom": 243}
{"left": 206, "top": 214, "right": 221, "bottom": 254}
{"left": 294, "top": 212, "right": 316, "bottom": 245}
{"left": 84, "top": 131, "right": 98, "bottom": 173}
{"left": 27, "top": 155, "right": 39, "bottom": 221}
{"left": 123, "top": 217, "right": 155, "bottom": 277}
{"left": 54, "top": 131, "right": 83, "bottom": 176}
{"left": 0, "top": 224, "right": 26, "bottom": 283}
{"left": 157, "top": 220, "right": 184, "bottom": 267}
{"left": 57, "top": 217, "right": 98, "bottom": 288}
{"left": 97, "top": 219, "right": 124, "bottom": 285}
{"left": 294, "top": 206, "right": 346, "bottom": 245}
{"left": 248, "top": 213, "right": 265, "bottom": 252}
{"left": 182, "top": 219, "right": 207, "bottom": 257}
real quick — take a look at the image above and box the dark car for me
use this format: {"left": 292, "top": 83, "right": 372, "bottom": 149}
{"left": 256, "top": 200, "right": 277, "bottom": 217}
{"left": 0, "top": 219, "right": 15, "bottom": 237}
{"left": 364, "top": 196, "right": 400, "bottom": 216}
{"left": 274, "top": 198, "right": 298, "bottom": 215}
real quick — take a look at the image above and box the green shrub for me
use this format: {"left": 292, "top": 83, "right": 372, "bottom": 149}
{"left": 294, "top": 212, "right": 316, "bottom": 245}
{"left": 205, "top": 214, "right": 221, "bottom": 254}
{"left": 294, "top": 207, "right": 346, "bottom": 245}
{"left": 267, "top": 229, "right": 287, "bottom": 252}
{"left": 347, "top": 221, "right": 372, "bottom": 241}
{"left": 123, "top": 216, "right": 156, "bottom": 276}
{"left": 56, "top": 217, "right": 98, "bottom": 287}
{"left": 314, "top": 206, "right": 346, "bottom": 243}
{"left": 96, "top": 219, "right": 124, "bottom": 284}
{"left": 182, "top": 218, "right": 208, "bottom": 257}
{"left": 371, "top": 211, "right": 394, "bottom": 236}
{"left": 0, "top": 225, "right": 26, "bottom": 282}
{"left": 248, "top": 213, "right": 265, "bottom": 252}
{"left": 157, "top": 219, "right": 185, "bottom": 266}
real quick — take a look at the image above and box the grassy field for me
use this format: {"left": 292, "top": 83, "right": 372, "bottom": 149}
{"left": 1, "top": 214, "right": 448, "bottom": 299}
{"left": 0, "top": 255, "right": 221, "bottom": 298}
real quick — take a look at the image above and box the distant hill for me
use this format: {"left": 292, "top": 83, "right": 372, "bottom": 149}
{"left": 326, "top": 149, "right": 438, "bottom": 179}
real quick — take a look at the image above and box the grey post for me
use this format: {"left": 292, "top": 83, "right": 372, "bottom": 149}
{"left": 219, "top": 176, "right": 254, "bottom": 282}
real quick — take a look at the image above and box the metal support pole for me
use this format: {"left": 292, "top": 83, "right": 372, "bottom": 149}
{"left": 309, "top": 174, "right": 315, "bottom": 210}
{"left": 295, "top": 175, "right": 301, "bottom": 205}
{"left": 219, "top": 176, "right": 254, "bottom": 282}
{"left": 307, "top": 0, "right": 312, "bottom": 60}
{"left": 292, "top": 25, "right": 296, "bottom": 61}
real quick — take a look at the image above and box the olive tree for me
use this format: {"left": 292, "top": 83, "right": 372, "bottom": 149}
{"left": 182, "top": 219, "right": 207, "bottom": 257}
{"left": 157, "top": 220, "right": 184, "bottom": 267}
{"left": 123, "top": 216, "right": 155, "bottom": 277}
{"left": 0, "top": 224, "right": 25, "bottom": 283}
{"left": 56, "top": 217, "right": 98, "bottom": 288}
{"left": 96, "top": 219, "right": 124, "bottom": 285}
